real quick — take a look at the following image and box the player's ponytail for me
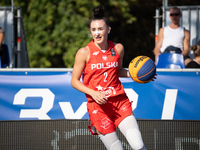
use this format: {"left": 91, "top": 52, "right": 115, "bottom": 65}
{"left": 93, "top": 5, "right": 106, "bottom": 19}
{"left": 91, "top": 5, "right": 110, "bottom": 26}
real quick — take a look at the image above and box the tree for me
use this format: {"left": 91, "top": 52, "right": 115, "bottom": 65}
{"left": 23, "top": 0, "right": 136, "bottom": 68}
{"left": 23, "top": 0, "right": 93, "bottom": 67}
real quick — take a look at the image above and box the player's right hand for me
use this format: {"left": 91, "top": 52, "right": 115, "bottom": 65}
{"left": 91, "top": 91, "right": 108, "bottom": 105}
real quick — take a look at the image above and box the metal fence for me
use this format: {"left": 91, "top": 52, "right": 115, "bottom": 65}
{"left": 0, "top": 119, "right": 200, "bottom": 150}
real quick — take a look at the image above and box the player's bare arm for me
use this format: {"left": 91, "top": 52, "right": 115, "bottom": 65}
{"left": 115, "top": 43, "right": 130, "bottom": 77}
{"left": 71, "top": 47, "right": 89, "bottom": 92}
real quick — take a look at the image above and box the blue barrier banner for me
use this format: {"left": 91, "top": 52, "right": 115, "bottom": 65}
{"left": 0, "top": 69, "right": 200, "bottom": 120}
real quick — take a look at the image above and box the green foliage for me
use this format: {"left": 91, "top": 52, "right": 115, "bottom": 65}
{"left": 23, "top": 0, "right": 138, "bottom": 68}
{"left": 23, "top": 0, "right": 136, "bottom": 68}
{"left": 24, "top": 0, "right": 96, "bottom": 68}
{"left": 23, "top": 0, "right": 91, "bottom": 67}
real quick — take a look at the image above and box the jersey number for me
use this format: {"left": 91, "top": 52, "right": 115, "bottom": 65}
{"left": 104, "top": 72, "right": 108, "bottom": 82}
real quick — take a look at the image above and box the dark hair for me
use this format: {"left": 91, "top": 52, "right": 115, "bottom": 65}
{"left": 191, "top": 45, "right": 200, "bottom": 57}
{"left": 90, "top": 5, "right": 110, "bottom": 26}
{"left": 170, "top": 6, "right": 181, "bottom": 14}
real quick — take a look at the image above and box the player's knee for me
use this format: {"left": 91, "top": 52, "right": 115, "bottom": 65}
{"left": 110, "top": 140, "right": 124, "bottom": 150}
{"left": 99, "top": 132, "right": 124, "bottom": 150}
{"left": 126, "top": 128, "right": 145, "bottom": 150}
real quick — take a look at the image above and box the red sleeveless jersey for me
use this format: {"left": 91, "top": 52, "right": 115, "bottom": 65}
{"left": 83, "top": 40, "right": 126, "bottom": 102}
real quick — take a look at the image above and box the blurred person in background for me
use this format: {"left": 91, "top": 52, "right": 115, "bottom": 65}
{"left": 185, "top": 45, "right": 200, "bottom": 68}
{"left": 154, "top": 6, "right": 191, "bottom": 66}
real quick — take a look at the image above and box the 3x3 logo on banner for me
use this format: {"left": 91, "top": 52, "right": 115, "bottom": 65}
{"left": 13, "top": 88, "right": 178, "bottom": 120}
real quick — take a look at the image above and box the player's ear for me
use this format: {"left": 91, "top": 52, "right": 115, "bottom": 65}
{"left": 108, "top": 27, "right": 111, "bottom": 34}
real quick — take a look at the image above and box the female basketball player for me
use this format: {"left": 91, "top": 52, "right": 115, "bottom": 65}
{"left": 71, "top": 5, "right": 146, "bottom": 150}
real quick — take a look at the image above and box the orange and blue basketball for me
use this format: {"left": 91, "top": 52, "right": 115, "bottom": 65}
{"left": 128, "top": 56, "right": 156, "bottom": 83}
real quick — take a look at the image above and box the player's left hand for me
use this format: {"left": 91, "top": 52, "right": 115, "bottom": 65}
{"left": 151, "top": 74, "right": 157, "bottom": 81}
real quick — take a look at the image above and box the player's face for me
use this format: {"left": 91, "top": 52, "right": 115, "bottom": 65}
{"left": 169, "top": 9, "right": 181, "bottom": 24}
{"left": 90, "top": 19, "right": 110, "bottom": 45}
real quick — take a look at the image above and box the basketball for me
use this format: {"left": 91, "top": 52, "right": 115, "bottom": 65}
{"left": 128, "top": 56, "right": 156, "bottom": 83}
